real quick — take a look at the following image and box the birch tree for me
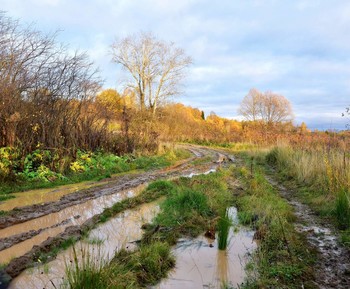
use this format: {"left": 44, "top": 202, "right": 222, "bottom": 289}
{"left": 111, "top": 32, "right": 192, "bottom": 114}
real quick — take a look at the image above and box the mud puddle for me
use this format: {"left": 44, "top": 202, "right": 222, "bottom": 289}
{"left": 266, "top": 176, "right": 350, "bottom": 289}
{"left": 0, "top": 178, "right": 121, "bottom": 212}
{"left": 155, "top": 207, "right": 256, "bottom": 289}
{"left": 7, "top": 200, "right": 160, "bottom": 289}
{"left": 0, "top": 186, "right": 144, "bottom": 263}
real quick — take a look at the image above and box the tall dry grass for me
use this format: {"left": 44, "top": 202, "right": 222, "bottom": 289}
{"left": 266, "top": 141, "right": 350, "bottom": 229}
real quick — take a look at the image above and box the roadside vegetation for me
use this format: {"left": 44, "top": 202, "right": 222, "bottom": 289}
{"left": 0, "top": 146, "right": 190, "bottom": 201}
{"left": 232, "top": 155, "right": 317, "bottom": 289}
{"left": 264, "top": 141, "right": 350, "bottom": 247}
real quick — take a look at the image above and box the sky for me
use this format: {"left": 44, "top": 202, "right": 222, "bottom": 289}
{"left": 1, "top": 0, "right": 350, "bottom": 130}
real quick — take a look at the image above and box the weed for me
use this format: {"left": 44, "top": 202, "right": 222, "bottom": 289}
{"left": 217, "top": 209, "right": 232, "bottom": 250}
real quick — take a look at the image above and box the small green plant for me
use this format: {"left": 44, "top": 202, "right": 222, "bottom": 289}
{"left": 217, "top": 209, "right": 232, "bottom": 250}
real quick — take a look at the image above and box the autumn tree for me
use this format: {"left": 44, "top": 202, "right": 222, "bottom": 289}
{"left": 111, "top": 32, "right": 192, "bottom": 114}
{"left": 96, "top": 89, "right": 123, "bottom": 117}
{"left": 238, "top": 88, "right": 293, "bottom": 125}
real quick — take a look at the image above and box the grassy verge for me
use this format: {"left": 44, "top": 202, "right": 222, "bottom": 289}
{"left": 63, "top": 169, "right": 234, "bottom": 289}
{"left": 185, "top": 140, "right": 259, "bottom": 151}
{"left": 264, "top": 145, "right": 350, "bottom": 247}
{"left": 0, "top": 147, "right": 190, "bottom": 201}
{"left": 232, "top": 155, "right": 316, "bottom": 288}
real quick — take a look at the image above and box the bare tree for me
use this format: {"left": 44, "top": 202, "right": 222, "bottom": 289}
{"left": 238, "top": 88, "right": 263, "bottom": 121}
{"left": 238, "top": 88, "right": 293, "bottom": 124}
{"left": 0, "top": 12, "right": 103, "bottom": 153}
{"left": 111, "top": 32, "right": 192, "bottom": 114}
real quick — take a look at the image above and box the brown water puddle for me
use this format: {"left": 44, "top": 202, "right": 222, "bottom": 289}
{"left": 155, "top": 207, "right": 256, "bottom": 289}
{"left": 0, "top": 172, "right": 140, "bottom": 212}
{"left": 8, "top": 200, "right": 160, "bottom": 289}
{"left": 0, "top": 186, "right": 144, "bottom": 263}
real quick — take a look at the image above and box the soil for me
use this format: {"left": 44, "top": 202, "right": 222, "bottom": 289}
{"left": 266, "top": 175, "right": 350, "bottom": 289}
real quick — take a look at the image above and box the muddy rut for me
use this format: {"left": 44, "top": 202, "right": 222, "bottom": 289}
{"left": 266, "top": 175, "right": 350, "bottom": 289}
{"left": 0, "top": 146, "right": 235, "bottom": 286}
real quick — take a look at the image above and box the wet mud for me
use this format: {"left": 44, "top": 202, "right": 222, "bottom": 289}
{"left": 266, "top": 176, "right": 350, "bottom": 289}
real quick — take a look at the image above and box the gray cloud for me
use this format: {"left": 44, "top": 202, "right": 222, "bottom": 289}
{"left": 2, "top": 0, "right": 349, "bottom": 129}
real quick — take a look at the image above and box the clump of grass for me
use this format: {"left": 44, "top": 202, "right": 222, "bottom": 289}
{"left": 217, "top": 209, "right": 232, "bottom": 250}
{"left": 156, "top": 188, "right": 211, "bottom": 227}
{"left": 63, "top": 246, "right": 108, "bottom": 289}
{"left": 63, "top": 242, "right": 174, "bottom": 289}
{"left": 117, "top": 242, "right": 175, "bottom": 285}
{"left": 335, "top": 190, "right": 350, "bottom": 230}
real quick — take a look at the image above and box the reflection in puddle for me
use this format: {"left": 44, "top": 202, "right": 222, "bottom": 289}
{"left": 185, "top": 168, "right": 217, "bottom": 178}
{"left": 155, "top": 208, "right": 256, "bottom": 289}
{"left": 0, "top": 187, "right": 144, "bottom": 263}
{"left": 8, "top": 201, "right": 160, "bottom": 289}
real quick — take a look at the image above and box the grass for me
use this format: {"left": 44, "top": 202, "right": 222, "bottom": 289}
{"left": 186, "top": 140, "right": 258, "bottom": 151}
{"left": 265, "top": 144, "right": 350, "bottom": 246}
{"left": 63, "top": 169, "right": 234, "bottom": 288}
{"left": 231, "top": 155, "right": 316, "bottom": 289}
{"left": 85, "top": 237, "right": 105, "bottom": 245}
{"left": 335, "top": 190, "right": 350, "bottom": 230}
{"left": 217, "top": 209, "right": 232, "bottom": 250}
{"left": 63, "top": 246, "right": 108, "bottom": 289}
{"left": 62, "top": 242, "right": 174, "bottom": 289}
